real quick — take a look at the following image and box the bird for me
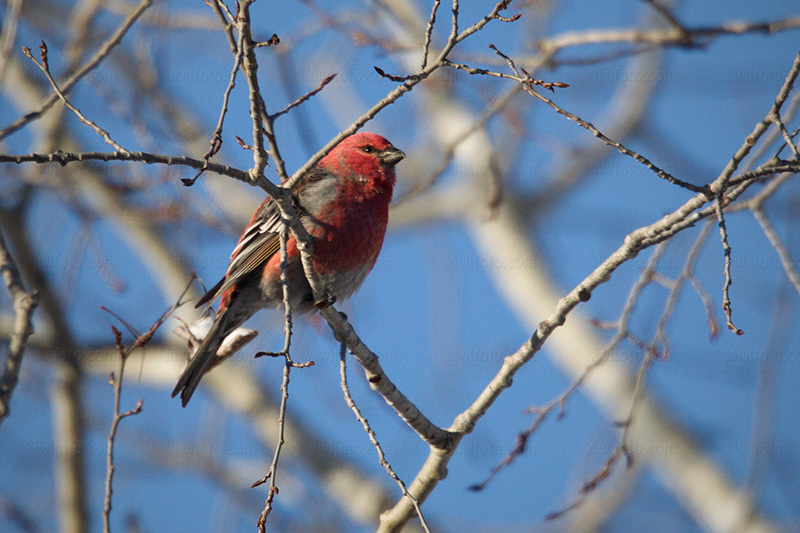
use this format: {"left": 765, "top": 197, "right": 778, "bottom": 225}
{"left": 172, "top": 132, "right": 404, "bottom": 406}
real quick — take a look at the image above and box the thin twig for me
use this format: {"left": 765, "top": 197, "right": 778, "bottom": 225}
{"left": 420, "top": 0, "right": 442, "bottom": 70}
{"left": 270, "top": 73, "right": 337, "bottom": 120}
{"left": 101, "top": 276, "right": 196, "bottom": 531}
{"left": 319, "top": 306, "right": 453, "bottom": 449}
{"left": 0, "top": 0, "right": 153, "bottom": 140}
{"left": 181, "top": 21, "right": 246, "bottom": 187}
{"left": 255, "top": 226, "right": 313, "bottom": 530}
{"left": 254, "top": 344, "right": 291, "bottom": 531}
{"left": 206, "top": 29, "right": 245, "bottom": 160}
{"left": 338, "top": 344, "right": 431, "bottom": 533}
{"left": 23, "top": 43, "right": 127, "bottom": 152}
{"left": 100, "top": 274, "right": 199, "bottom": 530}
{"left": 482, "top": 44, "right": 707, "bottom": 193}
{"left": 102, "top": 327, "right": 144, "bottom": 533}
{"left": 769, "top": 112, "right": 800, "bottom": 161}
{"left": 714, "top": 194, "right": 743, "bottom": 335}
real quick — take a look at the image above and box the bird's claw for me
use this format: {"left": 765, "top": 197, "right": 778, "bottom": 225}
{"left": 315, "top": 294, "right": 336, "bottom": 309}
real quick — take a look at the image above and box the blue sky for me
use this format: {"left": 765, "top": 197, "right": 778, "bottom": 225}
{"left": 1, "top": 0, "right": 800, "bottom": 531}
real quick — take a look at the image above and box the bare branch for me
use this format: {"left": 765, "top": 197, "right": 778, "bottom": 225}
{"left": 0, "top": 150, "right": 249, "bottom": 182}
{"left": 470, "top": 242, "right": 668, "bottom": 493}
{"left": 0, "top": 0, "right": 153, "bottom": 140}
{"left": 270, "top": 73, "right": 337, "bottom": 120}
{"left": 102, "top": 328, "right": 144, "bottom": 533}
{"left": 338, "top": 344, "right": 430, "bottom": 533}
{"left": 0, "top": 229, "right": 38, "bottom": 427}
{"left": 379, "top": 51, "right": 800, "bottom": 532}
{"left": 319, "top": 307, "right": 453, "bottom": 449}
{"left": 23, "top": 43, "right": 127, "bottom": 152}
{"left": 207, "top": 0, "right": 237, "bottom": 53}
{"left": 480, "top": 44, "right": 707, "bottom": 193}
{"left": 420, "top": 0, "right": 442, "bottom": 70}
{"left": 714, "top": 195, "right": 743, "bottom": 335}
{"left": 237, "top": 0, "right": 273, "bottom": 184}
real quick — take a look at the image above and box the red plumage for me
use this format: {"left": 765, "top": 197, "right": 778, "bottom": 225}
{"left": 172, "top": 132, "right": 404, "bottom": 406}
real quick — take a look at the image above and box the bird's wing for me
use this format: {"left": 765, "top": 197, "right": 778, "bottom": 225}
{"left": 194, "top": 167, "right": 336, "bottom": 310}
{"left": 195, "top": 198, "right": 282, "bottom": 309}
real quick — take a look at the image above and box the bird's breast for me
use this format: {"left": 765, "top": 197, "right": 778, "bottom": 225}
{"left": 310, "top": 191, "right": 390, "bottom": 274}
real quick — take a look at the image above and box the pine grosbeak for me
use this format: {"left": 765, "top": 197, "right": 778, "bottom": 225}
{"left": 172, "top": 132, "right": 404, "bottom": 406}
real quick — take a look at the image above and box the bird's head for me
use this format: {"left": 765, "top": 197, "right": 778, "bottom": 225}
{"left": 320, "top": 132, "right": 405, "bottom": 191}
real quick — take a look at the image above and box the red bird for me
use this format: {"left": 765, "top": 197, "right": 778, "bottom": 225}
{"left": 172, "top": 132, "right": 404, "bottom": 406}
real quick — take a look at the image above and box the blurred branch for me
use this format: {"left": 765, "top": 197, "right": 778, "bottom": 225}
{"left": 0, "top": 491, "right": 40, "bottom": 533}
{"left": 0, "top": 0, "right": 23, "bottom": 90}
{"left": 0, "top": 205, "right": 88, "bottom": 533}
{"left": 639, "top": 0, "right": 687, "bottom": 35}
{"left": 536, "top": 16, "right": 800, "bottom": 58}
{"left": 752, "top": 208, "right": 800, "bottom": 296}
{"left": 0, "top": 228, "right": 39, "bottom": 427}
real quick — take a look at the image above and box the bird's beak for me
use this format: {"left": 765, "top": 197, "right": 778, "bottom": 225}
{"left": 379, "top": 146, "right": 405, "bottom": 166}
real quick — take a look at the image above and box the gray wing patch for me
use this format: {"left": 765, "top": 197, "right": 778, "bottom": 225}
{"left": 195, "top": 199, "right": 283, "bottom": 310}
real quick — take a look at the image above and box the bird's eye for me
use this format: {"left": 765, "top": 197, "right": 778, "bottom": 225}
{"left": 361, "top": 145, "right": 375, "bottom": 153}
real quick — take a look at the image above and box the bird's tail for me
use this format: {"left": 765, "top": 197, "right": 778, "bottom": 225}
{"left": 171, "top": 306, "right": 247, "bottom": 407}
